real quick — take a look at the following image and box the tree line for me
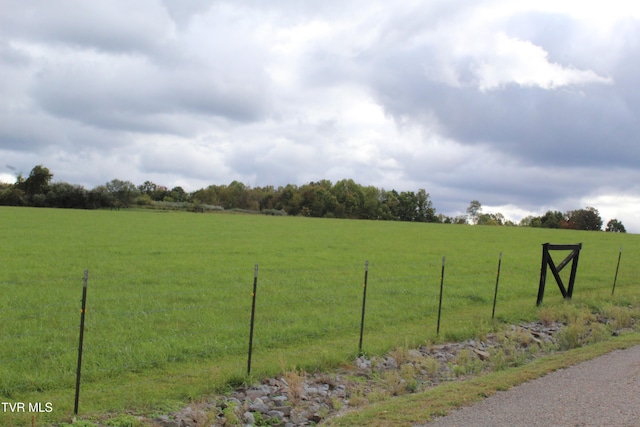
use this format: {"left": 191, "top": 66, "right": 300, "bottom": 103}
{"left": 0, "top": 165, "right": 626, "bottom": 232}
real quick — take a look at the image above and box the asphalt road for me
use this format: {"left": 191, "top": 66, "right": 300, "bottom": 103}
{"left": 416, "top": 345, "right": 640, "bottom": 427}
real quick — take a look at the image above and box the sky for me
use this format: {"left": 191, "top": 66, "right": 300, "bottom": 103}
{"left": 1, "top": 1, "right": 639, "bottom": 232}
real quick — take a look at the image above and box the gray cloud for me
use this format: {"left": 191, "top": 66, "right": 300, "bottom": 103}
{"left": 1, "top": 1, "right": 639, "bottom": 231}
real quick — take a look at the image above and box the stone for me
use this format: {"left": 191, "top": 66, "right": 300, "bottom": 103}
{"left": 473, "top": 348, "right": 491, "bottom": 361}
{"left": 290, "top": 408, "right": 309, "bottom": 425}
{"left": 272, "top": 395, "right": 288, "bottom": 403}
{"left": 355, "top": 357, "right": 371, "bottom": 369}
{"left": 267, "top": 410, "right": 285, "bottom": 420}
{"left": 153, "top": 415, "right": 179, "bottom": 427}
{"left": 243, "top": 411, "right": 255, "bottom": 425}
{"left": 273, "top": 405, "right": 292, "bottom": 416}
{"left": 408, "top": 349, "right": 422, "bottom": 359}
{"left": 385, "top": 356, "right": 398, "bottom": 369}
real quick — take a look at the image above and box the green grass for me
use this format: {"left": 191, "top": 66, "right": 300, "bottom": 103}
{"left": 0, "top": 206, "right": 638, "bottom": 426}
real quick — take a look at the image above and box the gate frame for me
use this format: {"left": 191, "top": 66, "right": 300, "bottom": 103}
{"left": 536, "top": 243, "right": 582, "bottom": 306}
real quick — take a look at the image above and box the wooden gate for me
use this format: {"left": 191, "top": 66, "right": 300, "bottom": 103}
{"left": 536, "top": 243, "right": 582, "bottom": 306}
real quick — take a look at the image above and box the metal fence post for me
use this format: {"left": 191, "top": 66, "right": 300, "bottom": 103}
{"left": 247, "top": 264, "right": 259, "bottom": 375}
{"left": 437, "top": 256, "right": 445, "bottom": 336}
{"left": 74, "top": 269, "right": 89, "bottom": 416}
{"left": 358, "top": 260, "right": 369, "bottom": 355}
{"left": 492, "top": 252, "right": 502, "bottom": 320}
{"left": 611, "top": 247, "right": 622, "bottom": 296}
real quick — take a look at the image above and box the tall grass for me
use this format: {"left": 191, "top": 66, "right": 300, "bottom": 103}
{"left": 0, "top": 206, "right": 638, "bottom": 425}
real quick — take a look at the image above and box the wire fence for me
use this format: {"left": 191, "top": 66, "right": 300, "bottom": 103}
{"left": 0, "top": 248, "right": 634, "bottom": 414}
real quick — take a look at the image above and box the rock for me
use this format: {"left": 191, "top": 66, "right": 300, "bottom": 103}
{"left": 290, "top": 408, "right": 309, "bottom": 425}
{"left": 272, "top": 395, "right": 288, "bottom": 403}
{"left": 473, "top": 348, "right": 491, "bottom": 361}
{"left": 408, "top": 349, "right": 422, "bottom": 359}
{"left": 243, "top": 411, "right": 255, "bottom": 425}
{"left": 153, "top": 415, "right": 179, "bottom": 427}
{"left": 248, "top": 398, "right": 270, "bottom": 414}
{"left": 385, "top": 356, "right": 398, "bottom": 369}
{"left": 246, "top": 385, "right": 271, "bottom": 400}
{"left": 355, "top": 357, "right": 371, "bottom": 369}
{"left": 267, "top": 410, "right": 285, "bottom": 420}
{"left": 274, "top": 405, "right": 292, "bottom": 416}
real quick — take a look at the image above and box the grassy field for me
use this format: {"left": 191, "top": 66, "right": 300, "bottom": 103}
{"left": 0, "top": 206, "right": 638, "bottom": 426}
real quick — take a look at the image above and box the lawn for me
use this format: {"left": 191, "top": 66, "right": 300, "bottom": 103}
{"left": 0, "top": 206, "right": 638, "bottom": 425}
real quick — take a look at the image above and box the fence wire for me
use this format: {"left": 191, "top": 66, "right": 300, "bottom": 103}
{"left": 0, "top": 255, "right": 634, "bottom": 402}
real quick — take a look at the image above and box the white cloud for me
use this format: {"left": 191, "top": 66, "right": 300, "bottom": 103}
{"left": 0, "top": 173, "right": 15, "bottom": 184}
{"left": 474, "top": 32, "right": 612, "bottom": 91}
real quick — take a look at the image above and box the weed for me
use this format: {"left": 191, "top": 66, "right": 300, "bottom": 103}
{"left": 59, "top": 422, "right": 98, "bottom": 427}
{"left": 456, "top": 348, "right": 471, "bottom": 366}
{"left": 221, "top": 402, "right": 241, "bottom": 426}
{"left": 104, "top": 415, "right": 145, "bottom": 427}
{"left": 603, "top": 305, "right": 635, "bottom": 331}
{"left": 556, "top": 323, "right": 586, "bottom": 350}
{"left": 283, "top": 367, "right": 306, "bottom": 403}
{"left": 491, "top": 349, "right": 507, "bottom": 371}
{"left": 366, "top": 390, "right": 391, "bottom": 403}
{"left": 381, "top": 370, "right": 406, "bottom": 396}
{"left": 347, "top": 385, "right": 367, "bottom": 407}
{"left": 330, "top": 396, "right": 343, "bottom": 411}
{"left": 418, "top": 356, "right": 440, "bottom": 378}
{"left": 399, "top": 364, "right": 416, "bottom": 381}
{"left": 390, "top": 344, "right": 411, "bottom": 366}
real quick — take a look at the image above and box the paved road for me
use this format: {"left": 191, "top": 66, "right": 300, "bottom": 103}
{"left": 417, "top": 345, "right": 640, "bottom": 427}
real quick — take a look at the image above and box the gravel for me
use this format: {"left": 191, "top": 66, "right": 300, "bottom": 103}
{"left": 417, "top": 345, "right": 640, "bottom": 427}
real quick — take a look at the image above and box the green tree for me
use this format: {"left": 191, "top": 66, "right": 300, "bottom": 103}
{"left": 105, "top": 179, "right": 139, "bottom": 208}
{"left": 332, "top": 179, "right": 364, "bottom": 218}
{"left": 21, "top": 165, "right": 53, "bottom": 196}
{"left": 169, "top": 186, "right": 188, "bottom": 203}
{"left": 605, "top": 218, "right": 626, "bottom": 233}
{"left": 569, "top": 207, "right": 603, "bottom": 231}
{"left": 45, "top": 182, "right": 89, "bottom": 208}
{"left": 540, "top": 210, "right": 565, "bottom": 228}
{"left": 466, "top": 200, "right": 482, "bottom": 224}
{"left": 416, "top": 189, "right": 437, "bottom": 222}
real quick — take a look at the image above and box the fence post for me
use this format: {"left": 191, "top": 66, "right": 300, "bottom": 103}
{"left": 611, "top": 247, "right": 622, "bottom": 296}
{"left": 492, "top": 252, "right": 502, "bottom": 320}
{"left": 437, "top": 256, "right": 445, "bottom": 336}
{"left": 358, "top": 260, "right": 369, "bottom": 355}
{"left": 74, "top": 269, "right": 89, "bottom": 417}
{"left": 247, "top": 264, "right": 259, "bottom": 375}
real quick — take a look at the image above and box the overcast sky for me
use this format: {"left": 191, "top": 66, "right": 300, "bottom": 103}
{"left": 1, "top": 1, "right": 639, "bottom": 232}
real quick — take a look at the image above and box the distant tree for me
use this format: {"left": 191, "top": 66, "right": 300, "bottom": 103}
{"left": 21, "top": 165, "right": 53, "bottom": 196}
{"left": 138, "top": 180, "right": 168, "bottom": 200}
{"left": 453, "top": 215, "right": 468, "bottom": 224}
{"left": 605, "top": 219, "right": 626, "bottom": 233}
{"left": 105, "top": 179, "right": 139, "bottom": 208}
{"left": 332, "top": 179, "right": 364, "bottom": 218}
{"left": 396, "top": 191, "right": 418, "bottom": 221}
{"left": 477, "top": 212, "right": 505, "bottom": 226}
{"left": 360, "top": 185, "right": 383, "bottom": 220}
{"left": 415, "top": 189, "right": 437, "bottom": 222}
{"left": 46, "top": 182, "right": 89, "bottom": 208}
{"left": 466, "top": 200, "right": 482, "bottom": 224}
{"left": 540, "top": 210, "right": 565, "bottom": 229}
{"left": 0, "top": 183, "right": 25, "bottom": 206}
{"left": 88, "top": 185, "right": 113, "bottom": 208}
{"left": 569, "top": 207, "right": 603, "bottom": 231}
{"left": 169, "top": 186, "right": 188, "bottom": 203}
